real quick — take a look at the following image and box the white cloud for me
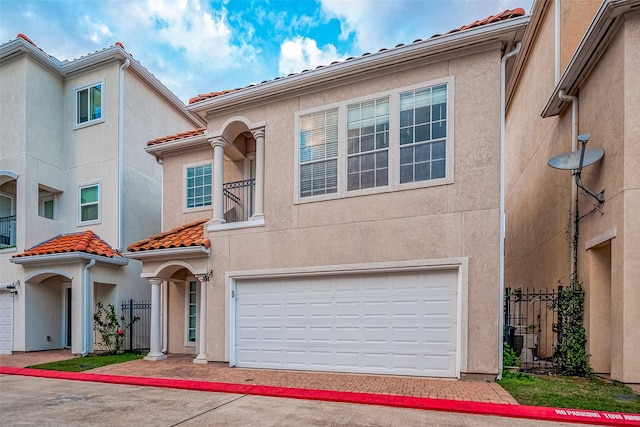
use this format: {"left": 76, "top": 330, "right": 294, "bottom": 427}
{"left": 278, "top": 36, "right": 345, "bottom": 76}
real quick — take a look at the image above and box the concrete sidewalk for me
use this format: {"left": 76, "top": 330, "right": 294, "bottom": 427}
{"left": 0, "top": 350, "right": 516, "bottom": 404}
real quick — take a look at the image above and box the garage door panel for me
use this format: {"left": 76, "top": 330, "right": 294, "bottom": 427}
{"left": 234, "top": 270, "right": 458, "bottom": 377}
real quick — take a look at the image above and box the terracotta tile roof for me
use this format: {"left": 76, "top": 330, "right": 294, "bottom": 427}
{"left": 147, "top": 127, "right": 207, "bottom": 147}
{"left": 188, "top": 8, "right": 526, "bottom": 105}
{"left": 127, "top": 219, "right": 210, "bottom": 252}
{"left": 12, "top": 231, "right": 121, "bottom": 259}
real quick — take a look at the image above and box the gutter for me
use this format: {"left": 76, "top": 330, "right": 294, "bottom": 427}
{"left": 123, "top": 246, "right": 210, "bottom": 261}
{"left": 118, "top": 59, "right": 130, "bottom": 252}
{"left": 498, "top": 41, "right": 522, "bottom": 380}
{"left": 10, "top": 252, "right": 129, "bottom": 266}
{"left": 542, "top": 0, "right": 640, "bottom": 117}
{"left": 82, "top": 259, "right": 96, "bottom": 357}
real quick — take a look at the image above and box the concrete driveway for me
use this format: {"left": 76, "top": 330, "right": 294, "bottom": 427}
{"left": 1, "top": 374, "right": 583, "bottom": 427}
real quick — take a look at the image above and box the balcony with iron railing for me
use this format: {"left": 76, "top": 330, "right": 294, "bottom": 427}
{"left": 0, "top": 215, "right": 16, "bottom": 248}
{"left": 223, "top": 179, "right": 255, "bottom": 223}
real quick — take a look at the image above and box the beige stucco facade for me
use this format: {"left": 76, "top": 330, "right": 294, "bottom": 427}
{"left": 505, "top": 0, "right": 640, "bottom": 383}
{"left": 0, "top": 36, "right": 202, "bottom": 354}
{"left": 132, "top": 16, "right": 529, "bottom": 378}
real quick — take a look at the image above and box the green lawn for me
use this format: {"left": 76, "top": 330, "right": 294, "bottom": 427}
{"left": 27, "top": 353, "right": 143, "bottom": 372}
{"left": 499, "top": 371, "right": 640, "bottom": 413}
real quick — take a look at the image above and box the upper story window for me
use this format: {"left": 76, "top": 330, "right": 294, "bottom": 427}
{"left": 399, "top": 85, "right": 447, "bottom": 183}
{"left": 347, "top": 98, "right": 389, "bottom": 191}
{"left": 299, "top": 108, "right": 338, "bottom": 198}
{"left": 79, "top": 182, "right": 100, "bottom": 224}
{"left": 295, "top": 78, "right": 453, "bottom": 202}
{"left": 75, "top": 82, "right": 103, "bottom": 127}
{"left": 186, "top": 164, "right": 212, "bottom": 209}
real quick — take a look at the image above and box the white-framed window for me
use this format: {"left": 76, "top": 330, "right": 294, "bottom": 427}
{"left": 299, "top": 108, "right": 339, "bottom": 198}
{"left": 186, "top": 163, "right": 212, "bottom": 209}
{"left": 40, "top": 195, "right": 54, "bottom": 219}
{"left": 185, "top": 280, "right": 197, "bottom": 345}
{"left": 295, "top": 78, "right": 453, "bottom": 203}
{"left": 78, "top": 182, "right": 100, "bottom": 224}
{"left": 75, "top": 81, "right": 103, "bottom": 127}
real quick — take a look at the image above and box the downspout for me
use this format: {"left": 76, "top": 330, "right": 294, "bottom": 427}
{"left": 558, "top": 90, "right": 579, "bottom": 280}
{"left": 82, "top": 259, "right": 96, "bottom": 357}
{"left": 118, "top": 58, "right": 130, "bottom": 252}
{"left": 555, "top": 0, "right": 561, "bottom": 84}
{"left": 498, "top": 41, "right": 521, "bottom": 379}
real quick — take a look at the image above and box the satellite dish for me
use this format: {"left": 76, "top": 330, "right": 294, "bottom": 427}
{"left": 548, "top": 148, "right": 604, "bottom": 170}
{"left": 547, "top": 133, "right": 605, "bottom": 205}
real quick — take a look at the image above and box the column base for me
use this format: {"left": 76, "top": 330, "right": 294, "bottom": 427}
{"left": 193, "top": 355, "right": 208, "bottom": 364}
{"left": 144, "top": 352, "right": 167, "bottom": 361}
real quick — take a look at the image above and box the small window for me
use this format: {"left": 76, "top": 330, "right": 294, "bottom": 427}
{"left": 76, "top": 83, "right": 103, "bottom": 126}
{"left": 40, "top": 196, "right": 54, "bottom": 219}
{"left": 299, "top": 108, "right": 339, "bottom": 198}
{"left": 79, "top": 183, "right": 100, "bottom": 223}
{"left": 186, "top": 164, "right": 212, "bottom": 208}
{"left": 187, "top": 281, "right": 197, "bottom": 343}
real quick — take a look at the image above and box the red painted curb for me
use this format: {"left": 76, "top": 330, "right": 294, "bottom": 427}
{"left": 1, "top": 366, "right": 638, "bottom": 426}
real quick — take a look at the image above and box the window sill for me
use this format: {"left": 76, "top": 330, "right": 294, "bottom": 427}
{"left": 207, "top": 216, "right": 265, "bottom": 232}
{"left": 0, "top": 247, "right": 17, "bottom": 254}
{"left": 73, "top": 118, "right": 105, "bottom": 130}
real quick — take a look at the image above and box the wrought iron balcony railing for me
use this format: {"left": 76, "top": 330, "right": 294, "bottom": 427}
{"left": 0, "top": 215, "right": 16, "bottom": 248}
{"left": 223, "top": 179, "right": 255, "bottom": 223}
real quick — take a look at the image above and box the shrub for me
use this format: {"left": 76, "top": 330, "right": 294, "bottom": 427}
{"left": 93, "top": 301, "right": 138, "bottom": 355}
{"left": 503, "top": 341, "right": 520, "bottom": 367}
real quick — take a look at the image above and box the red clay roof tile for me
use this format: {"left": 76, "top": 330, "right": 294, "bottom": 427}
{"left": 147, "top": 127, "right": 207, "bottom": 147}
{"left": 188, "top": 8, "right": 526, "bottom": 105}
{"left": 12, "top": 231, "right": 121, "bottom": 258}
{"left": 127, "top": 219, "right": 210, "bottom": 252}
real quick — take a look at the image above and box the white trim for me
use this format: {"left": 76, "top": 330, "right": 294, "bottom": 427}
{"left": 227, "top": 257, "right": 468, "bottom": 377}
{"left": 293, "top": 77, "right": 454, "bottom": 205}
{"left": 0, "top": 171, "right": 19, "bottom": 180}
{"left": 11, "top": 252, "right": 127, "bottom": 267}
{"left": 140, "top": 260, "right": 208, "bottom": 279}
{"left": 184, "top": 278, "right": 197, "bottom": 347}
{"left": 207, "top": 216, "right": 265, "bottom": 232}
{"left": 39, "top": 194, "right": 55, "bottom": 220}
{"left": 585, "top": 228, "right": 617, "bottom": 250}
{"left": 77, "top": 180, "right": 102, "bottom": 226}
{"left": 73, "top": 80, "right": 106, "bottom": 129}
{"left": 24, "top": 269, "right": 74, "bottom": 283}
{"left": 124, "top": 246, "right": 210, "bottom": 261}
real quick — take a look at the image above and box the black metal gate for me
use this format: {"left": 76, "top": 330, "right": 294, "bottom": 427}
{"left": 121, "top": 299, "right": 151, "bottom": 352}
{"left": 504, "top": 287, "right": 561, "bottom": 373}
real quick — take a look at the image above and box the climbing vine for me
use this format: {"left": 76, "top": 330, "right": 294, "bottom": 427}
{"left": 555, "top": 280, "right": 591, "bottom": 376}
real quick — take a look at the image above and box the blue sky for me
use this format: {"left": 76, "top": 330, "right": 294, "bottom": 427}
{"left": 0, "top": 0, "right": 532, "bottom": 103}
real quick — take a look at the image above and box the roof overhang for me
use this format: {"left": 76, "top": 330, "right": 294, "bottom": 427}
{"left": 187, "top": 15, "right": 530, "bottom": 117}
{"left": 146, "top": 133, "right": 210, "bottom": 160}
{"left": 0, "top": 37, "right": 204, "bottom": 128}
{"left": 542, "top": 0, "right": 640, "bottom": 117}
{"left": 124, "top": 246, "right": 210, "bottom": 262}
{"left": 10, "top": 252, "right": 129, "bottom": 267}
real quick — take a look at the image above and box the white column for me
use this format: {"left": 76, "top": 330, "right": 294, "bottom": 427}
{"left": 144, "top": 278, "right": 166, "bottom": 361}
{"left": 251, "top": 128, "right": 265, "bottom": 219}
{"left": 209, "top": 137, "right": 228, "bottom": 225}
{"left": 193, "top": 275, "right": 208, "bottom": 364}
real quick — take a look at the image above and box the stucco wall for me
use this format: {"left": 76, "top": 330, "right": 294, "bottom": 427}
{"left": 159, "top": 45, "right": 505, "bottom": 375}
{"left": 506, "top": 4, "right": 640, "bottom": 383}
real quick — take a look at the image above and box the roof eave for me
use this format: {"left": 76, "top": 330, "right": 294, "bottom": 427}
{"left": 145, "top": 134, "right": 209, "bottom": 159}
{"left": 542, "top": 0, "right": 640, "bottom": 118}
{"left": 0, "top": 38, "right": 62, "bottom": 73}
{"left": 124, "top": 245, "right": 210, "bottom": 261}
{"left": 187, "top": 15, "right": 530, "bottom": 116}
{"left": 10, "top": 252, "right": 129, "bottom": 266}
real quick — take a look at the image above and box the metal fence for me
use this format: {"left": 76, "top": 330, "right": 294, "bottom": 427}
{"left": 0, "top": 215, "right": 16, "bottom": 248}
{"left": 223, "top": 179, "right": 255, "bottom": 223}
{"left": 504, "top": 287, "right": 562, "bottom": 373}
{"left": 121, "top": 299, "right": 151, "bottom": 352}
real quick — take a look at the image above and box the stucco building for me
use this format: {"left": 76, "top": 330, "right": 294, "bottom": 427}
{"left": 505, "top": 0, "right": 640, "bottom": 383}
{"left": 127, "top": 10, "right": 529, "bottom": 379}
{"left": 0, "top": 35, "right": 203, "bottom": 355}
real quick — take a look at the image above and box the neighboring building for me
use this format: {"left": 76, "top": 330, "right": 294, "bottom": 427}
{"left": 0, "top": 35, "right": 204, "bottom": 355}
{"left": 126, "top": 10, "right": 529, "bottom": 379}
{"left": 505, "top": 0, "right": 640, "bottom": 383}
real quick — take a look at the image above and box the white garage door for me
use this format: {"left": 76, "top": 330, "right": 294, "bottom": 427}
{"left": 233, "top": 269, "right": 458, "bottom": 377}
{"left": 0, "top": 292, "right": 13, "bottom": 354}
